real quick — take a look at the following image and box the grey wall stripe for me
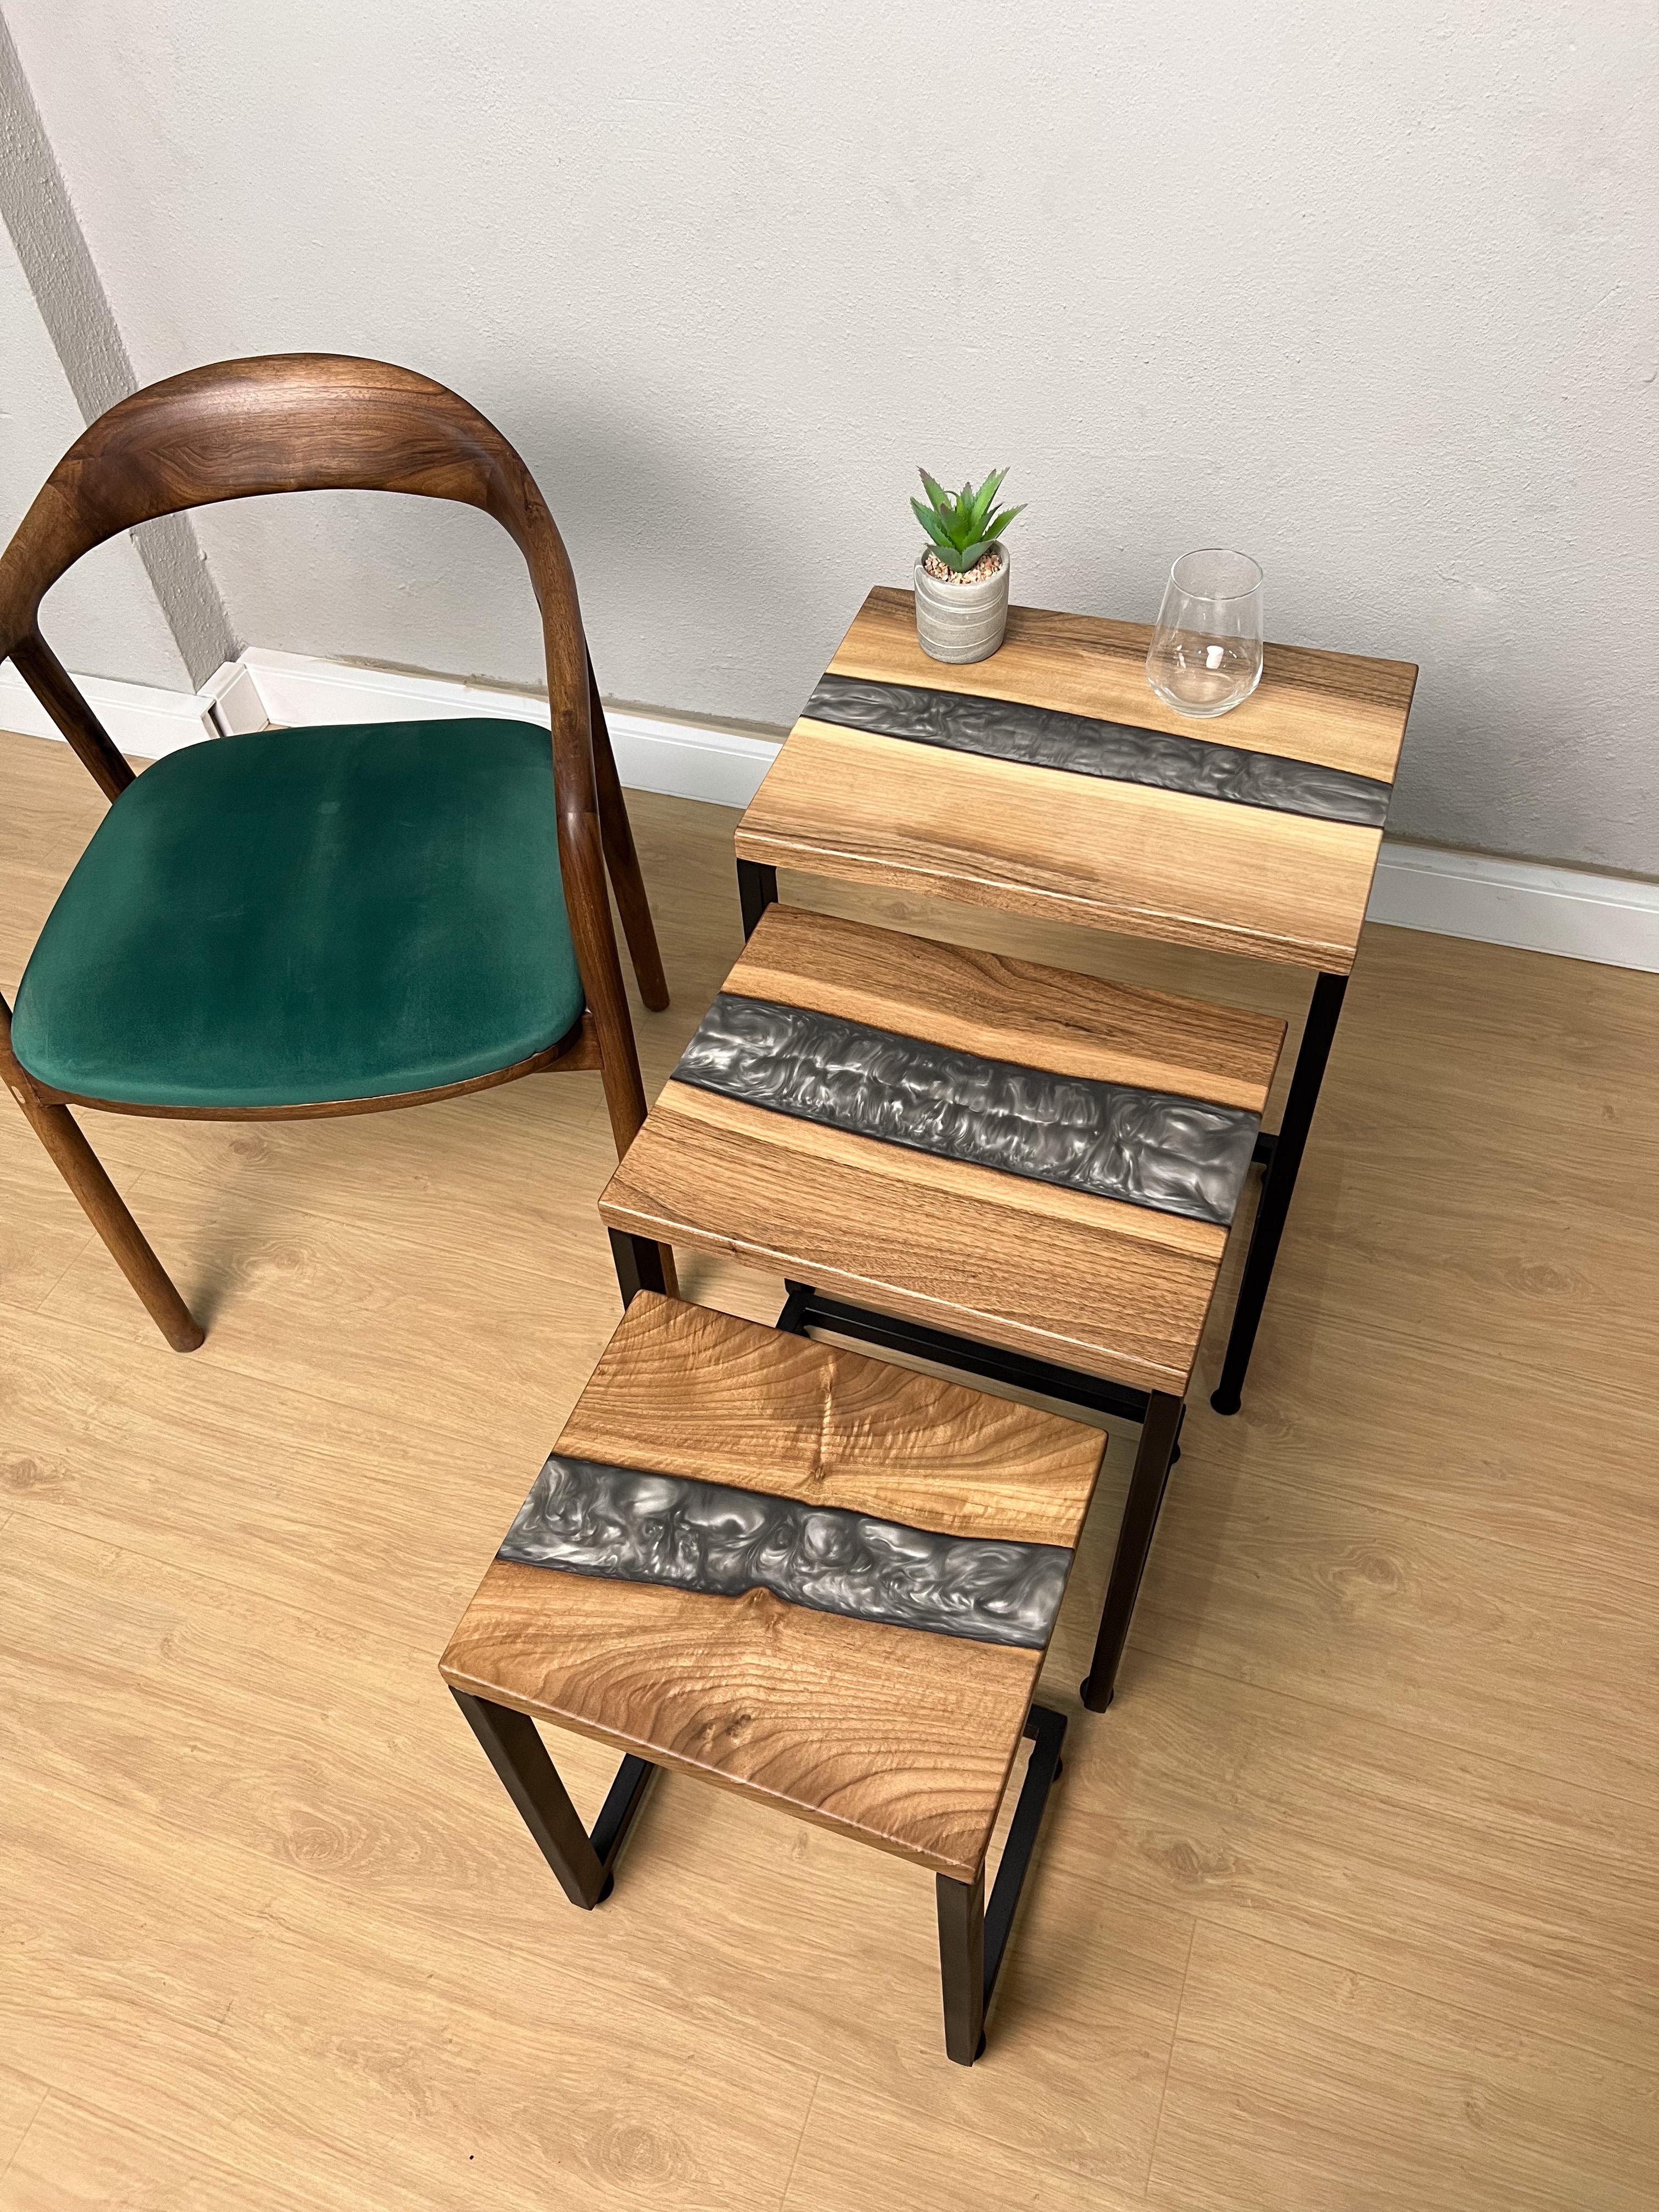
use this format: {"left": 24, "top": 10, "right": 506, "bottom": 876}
{"left": 499, "top": 1452, "right": 1074, "bottom": 1650}
{"left": 675, "top": 992, "right": 1260, "bottom": 1229}
{"left": 0, "top": 18, "right": 238, "bottom": 687}
{"left": 805, "top": 670, "right": 1392, "bottom": 828}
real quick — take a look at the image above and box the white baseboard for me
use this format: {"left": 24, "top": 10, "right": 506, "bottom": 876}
{"left": 1367, "top": 841, "right": 1659, "bottom": 971}
{"left": 8, "top": 645, "right": 1656, "bottom": 972}
{"left": 0, "top": 659, "right": 230, "bottom": 755}
{"left": 238, "top": 647, "right": 779, "bottom": 809}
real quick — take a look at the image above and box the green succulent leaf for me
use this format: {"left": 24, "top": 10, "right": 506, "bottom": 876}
{"left": 964, "top": 469, "right": 1007, "bottom": 538}
{"left": 917, "top": 469, "right": 953, "bottom": 517}
{"left": 911, "top": 496, "right": 955, "bottom": 549}
{"left": 911, "top": 470, "right": 1022, "bottom": 557}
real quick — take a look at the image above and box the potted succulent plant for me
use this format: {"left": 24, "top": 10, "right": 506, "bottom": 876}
{"left": 910, "top": 468, "right": 1024, "bottom": 664}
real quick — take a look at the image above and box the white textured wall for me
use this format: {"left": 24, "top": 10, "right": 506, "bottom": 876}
{"left": 6, "top": 0, "right": 1656, "bottom": 871}
{"left": 0, "top": 226, "right": 193, "bottom": 689}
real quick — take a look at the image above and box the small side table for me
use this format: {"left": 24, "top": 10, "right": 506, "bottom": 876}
{"left": 440, "top": 1290, "right": 1104, "bottom": 2064}
{"left": 734, "top": 588, "right": 1416, "bottom": 1412}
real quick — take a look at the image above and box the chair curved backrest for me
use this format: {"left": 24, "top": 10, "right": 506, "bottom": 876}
{"left": 0, "top": 353, "right": 645, "bottom": 1144}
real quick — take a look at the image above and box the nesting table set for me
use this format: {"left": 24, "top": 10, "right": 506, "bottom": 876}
{"left": 442, "top": 586, "right": 1416, "bottom": 2063}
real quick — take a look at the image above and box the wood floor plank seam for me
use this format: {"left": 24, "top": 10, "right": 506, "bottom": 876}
{"left": 1105, "top": 1640, "right": 1659, "bottom": 1852}
{"left": 4, "top": 1204, "right": 101, "bottom": 1318}
{"left": 1, "top": 1495, "right": 434, "bottom": 1655}
{"left": 801, "top": 2050, "right": 1173, "bottom": 2202}
{"left": 1142, "top": 1452, "right": 1659, "bottom": 1618}
{"left": 0, "top": 2084, "right": 294, "bottom": 2209}
{"left": 8, "top": 1759, "right": 826, "bottom": 2196}
{"left": 15, "top": 1664, "right": 1196, "bottom": 2207}
{"left": 1141, "top": 1918, "right": 1199, "bottom": 2200}
{"left": 1139, "top": 1921, "right": 1659, "bottom": 2210}
{"left": 0, "top": 2086, "right": 49, "bottom": 2188}
{"left": 29, "top": 1155, "right": 636, "bottom": 1446}
{"left": 0, "top": 1291, "right": 562, "bottom": 1468}
{"left": 775, "top": 2073, "right": 823, "bottom": 2211}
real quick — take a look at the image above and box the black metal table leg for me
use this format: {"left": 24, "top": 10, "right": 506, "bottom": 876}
{"left": 1080, "top": 1391, "right": 1183, "bottom": 1711}
{"left": 936, "top": 1862, "right": 986, "bottom": 2066}
{"left": 1211, "top": 969, "right": 1348, "bottom": 1416}
{"left": 608, "top": 1227, "right": 669, "bottom": 1308}
{"left": 451, "top": 1688, "right": 656, "bottom": 1909}
{"left": 936, "top": 1703, "right": 1066, "bottom": 2064}
{"left": 737, "top": 857, "right": 778, "bottom": 940}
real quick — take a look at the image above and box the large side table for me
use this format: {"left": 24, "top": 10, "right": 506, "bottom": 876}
{"left": 733, "top": 587, "right": 1416, "bottom": 1412}
{"left": 440, "top": 1290, "right": 1104, "bottom": 2064}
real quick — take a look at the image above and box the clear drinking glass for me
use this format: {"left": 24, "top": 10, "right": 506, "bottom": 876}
{"left": 1145, "top": 549, "right": 1264, "bottom": 719}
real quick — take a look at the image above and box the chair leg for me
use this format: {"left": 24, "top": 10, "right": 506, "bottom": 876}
{"left": 5, "top": 1076, "right": 203, "bottom": 1352}
{"left": 589, "top": 659, "right": 669, "bottom": 1012}
{"left": 592, "top": 1012, "right": 678, "bottom": 1300}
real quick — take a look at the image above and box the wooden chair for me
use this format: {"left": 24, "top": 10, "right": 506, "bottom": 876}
{"left": 0, "top": 353, "right": 670, "bottom": 1351}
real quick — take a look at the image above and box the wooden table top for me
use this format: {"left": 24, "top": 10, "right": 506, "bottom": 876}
{"left": 600, "top": 904, "right": 1288, "bottom": 1396}
{"left": 439, "top": 1292, "right": 1104, "bottom": 1879}
{"left": 736, "top": 588, "right": 1417, "bottom": 975}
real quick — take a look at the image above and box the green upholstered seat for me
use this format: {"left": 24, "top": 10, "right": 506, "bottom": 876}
{"left": 11, "top": 718, "right": 586, "bottom": 1110}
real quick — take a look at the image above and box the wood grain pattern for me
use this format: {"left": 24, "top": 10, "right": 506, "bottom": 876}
{"left": 1150, "top": 1923, "right": 1659, "bottom": 2212}
{"left": 740, "top": 716, "right": 1383, "bottom": 971}
{"left": 444, "top": 1562, "right": 1042, "bottom": 1879}
{"left": 786, "top": 2079, "right": 1154, "bottom": 2212}
{"left": 7, "top": 727, "right": 1659, "bottom": 2211}
{"left": 728, "top": 901, "right": 1284, "bottom": 1111}
{"left": 832, "top": 588, "right": 1417, "bottom": 783}
{"left": 602, "top": 1080, "right": 1224, "bottom": 1391}
{"left": 0, "top": 353, "right": 670, "bottom": 1343}
{"left": 442, "top": 1290, "right": 1101, "bottom": 1878}
{"left": 558, "top": 1290, "right": 1104, "bottom": 1548}
{"left": 737, "top": 586, "right": 1415, "bottom": 972}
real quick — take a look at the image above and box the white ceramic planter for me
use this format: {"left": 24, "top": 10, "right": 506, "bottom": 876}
{"left": 913, "top": 548, "right": 1010, "bottom": 664}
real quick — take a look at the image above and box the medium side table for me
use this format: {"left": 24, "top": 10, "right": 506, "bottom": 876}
{"left": 600, "top": 901, "right": 1287, "bottom": 1709}
{"left": 733, "top": 587, "right": 1416, "bottom": 1412}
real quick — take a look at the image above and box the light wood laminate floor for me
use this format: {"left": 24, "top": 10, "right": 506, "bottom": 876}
{"left": 2, "top": 725, "right": 1656, "bottom": 2210}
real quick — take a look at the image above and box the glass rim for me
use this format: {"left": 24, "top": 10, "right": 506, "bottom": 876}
{"left": 1168, "top": 548, "right": 1263, "bottom": 600}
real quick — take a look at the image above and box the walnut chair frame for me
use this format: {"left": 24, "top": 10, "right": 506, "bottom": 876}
{"left": 0, "top": 353, "right": 670, "bottom": 1351}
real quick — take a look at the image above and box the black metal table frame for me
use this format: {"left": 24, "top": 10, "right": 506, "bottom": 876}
{"left": 454, "top": 1501, "right": 1068, "bottom": 2063}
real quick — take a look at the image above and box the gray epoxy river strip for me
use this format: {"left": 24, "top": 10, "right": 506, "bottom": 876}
{"left": 498, "top": 1453, "right": 1073, "bottom": 1650}
{"left": 804, "top": 670, "right": 1391, "bottom": 828}
{"left": 675, "top": 994, "right": 1260, "bottom": 1229}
